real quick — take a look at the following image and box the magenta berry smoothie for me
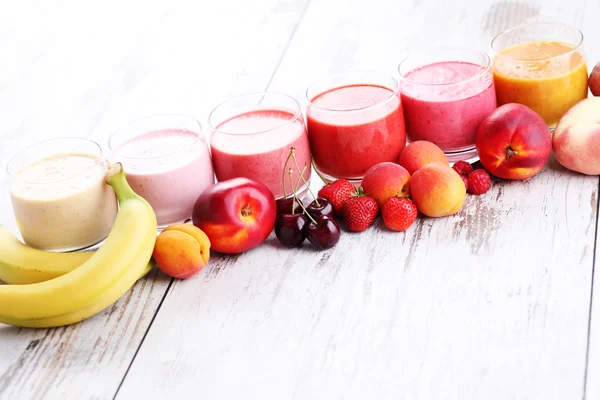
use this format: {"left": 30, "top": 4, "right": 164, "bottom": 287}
{"left": 210, "top": 109, "right": 311, "bottom": 199}
{"left": 111, "top": 128, "right": 214, "bottom": 227}
{"left": 399, "top": 60, "right": 496, "bottom": 155}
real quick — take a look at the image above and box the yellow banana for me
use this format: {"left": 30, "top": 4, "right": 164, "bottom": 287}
{"left": 0, "top": 226, "right": 93, "bottom": 284}
{"left": 0, "top": 259, "right": 155, "bottom": 328}
{"left": 0, "top": 226, "right": 152, "bottom": 284}
{"left": 0, "top": 163, "right": 157, "bottom": 322}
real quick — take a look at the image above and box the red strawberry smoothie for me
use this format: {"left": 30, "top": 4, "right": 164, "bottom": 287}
{"left": 210, "top": 109, "right": 311, "bottom": 199}
{"left": 111, "top": 129, "right": 215, "bottom": 226}
{"left": 399, "top": 61, "right": 497, "bottom": 153}
{"left": 306, "top": 84, "right": 406, "bottom": 180}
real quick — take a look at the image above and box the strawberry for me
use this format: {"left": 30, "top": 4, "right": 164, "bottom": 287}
{"left": 381, "top": 197, "right": 418, "bottom": 232}
{"left": 467, "top": 169, "right": 492, "bottom": 195}
{"left": 343, "top": 188, "right": 379, "bottom": 232}
{"left": 317, "top": 179, "right": 355, "bottom": 215}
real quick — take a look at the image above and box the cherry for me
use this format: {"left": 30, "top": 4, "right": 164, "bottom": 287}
{"left": 306, "top": 198, "right": 334, "bottom": 220}
{"left": 306, "top": 214, "right": 341, "bottom": 250}
{"left": 276, "top": 196, "right": 304, "bottom": 216}
{"left": 275, "top": 213, "right": 307, "bottom": 248}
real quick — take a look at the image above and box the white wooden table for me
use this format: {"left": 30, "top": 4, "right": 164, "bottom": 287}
{"left": 1, "top": 0, "right": 600, "bottom": 399}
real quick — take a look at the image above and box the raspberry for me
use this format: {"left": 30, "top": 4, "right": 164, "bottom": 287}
{"left": 460, "top": 175, "right": 469, "bottom": 191}
{"left": 467, "top": 169, "right": 492, "bottom": 195}
{"left": 452, "top": 160, "right": 475, "bottom": 177}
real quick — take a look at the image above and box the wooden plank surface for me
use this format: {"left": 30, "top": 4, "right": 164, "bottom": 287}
{"left": 581, "top": 0, "right": 600, "bottom": 396}
{"left": 0, "top": 0, "right": 309, "bottom": 398}
{"left": 115, "top": 1, "right": 600, "bottom": 399}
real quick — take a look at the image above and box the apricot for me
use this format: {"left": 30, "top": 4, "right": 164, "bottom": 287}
{"left": 361, "top": 162, "right": 411, "bottom": 207}
{"left": 153, "top": 224, "right": 211, "bottom": 279}
{"left": 410, "top": 162, "right": 466, "bottom": 217}
{"left": 398, "top": 140, "right": 449, "bottom": 175}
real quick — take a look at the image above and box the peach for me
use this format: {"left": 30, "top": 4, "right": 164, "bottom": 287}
{"left": 553, "top": 97, "right": 600, "bottom": 175}
{"left": 398, "top": 140, "right": 449, "bottom": 175}
{"left": 590, "top": 62, "right": 600, "bottom": 97}
{"left": 410, "top": 162, "right": 466, "bottom": 217}
{"left": 360, "top": 162, "right": 411, "bottom": 207}
{"left": 153, "top": 224, "right": 211, "bottom": 279}
{"left": 476, "top": 103, "right": 551, "bottom": 180}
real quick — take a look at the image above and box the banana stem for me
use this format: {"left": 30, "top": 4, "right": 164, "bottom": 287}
{"left": 105, "top": 161, "right": 137, "bottom": 201}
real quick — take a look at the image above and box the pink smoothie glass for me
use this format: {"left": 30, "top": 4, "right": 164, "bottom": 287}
{"left": 305, "top": 70, "right": 407, "bottom": 184}
{"left": 398, "top": 47, "right": 497, "bottom": 162}
{"left": 109, "top": 114, "right": 215, "bottom": 228}
{"left": 208, "top": 92, "right": 311, "bottom": 199}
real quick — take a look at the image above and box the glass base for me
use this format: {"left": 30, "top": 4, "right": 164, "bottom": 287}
{"left": 445, "top": 147, "right": 479, "bottom": 165}
{"left": 277, "top": 182, "right": 310, "bottom": 200}
{"left": 312, "top": 167, "right": 363, "bottom": 187}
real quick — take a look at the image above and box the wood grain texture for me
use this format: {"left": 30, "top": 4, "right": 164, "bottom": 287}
{"left": 579, "top": 0, "right": 600, "bottom": 397}
{"left": 0, "top": 0, "right": 309, "bottom": 398}
{"left": 116, "top": 1, "right": 599, "bottom": 399}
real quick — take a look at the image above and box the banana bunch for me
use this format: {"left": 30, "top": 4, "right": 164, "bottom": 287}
{"left": 0, "top": 163, "right": 158, "bottom": 328}
{"left": 0, "top": 227, "right": 153, "bottom": 284}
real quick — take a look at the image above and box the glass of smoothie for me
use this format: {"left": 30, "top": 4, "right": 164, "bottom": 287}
{"left": 7, "top": 137, "right": 118, "bottom": 252}
{"left": 208, "top": 92, "right": 311, "bottom": 199}
{"left": 491, "top": 22, "right": 588, "bottom": 127}
{"left": 398, "top": 47, "right": 497, "bottom": 162}
{"left": 109, "top": 114, "right": 215, "bottom": 228}
{"left": 305, "top": 70, "right": 406, "bottom": 183}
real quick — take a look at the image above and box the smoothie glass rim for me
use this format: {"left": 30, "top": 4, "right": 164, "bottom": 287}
{"left": 207, "top": 91, "right": 303, "bottom": 137}
{"left": 6, "top": 136, "right": 104, "bottom": 185}
{"left": 108, "top": 113, "right": 205, "bottom": 160}
{"left": 490, "top": 21, "right": 584, "bottom": 63}
{"left": 304, "top": 70, "right": 400, "bottom": 112}
{"left": 397, "top": 46, "right": 491, "bottom": 87}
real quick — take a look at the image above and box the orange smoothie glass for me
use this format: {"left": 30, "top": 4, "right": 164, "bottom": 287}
{"left": 491, "top": 22, "right": 588, "bottom": 127}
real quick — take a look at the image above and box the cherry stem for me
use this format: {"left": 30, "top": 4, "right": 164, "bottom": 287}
{"left": 281, "top": 148, "right": 295, "bottom": 199}
{"left": 294, "top": 164, "right": 308, "bottom": 199}
{"left": 291, "top": 151, "right": 319, "bottom": 206}
{"left": 311, "top": 158, "right": 331, "bottom": 185}
{"left": 289, "top": 167, "right": 317, "bottom": 224}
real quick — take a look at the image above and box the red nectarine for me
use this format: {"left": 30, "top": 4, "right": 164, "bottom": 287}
{"left": 476, "top": 103, "right": 551, "bottom": 180}
{"left": 192, "top": 177, "right": 276, "bottom": 254}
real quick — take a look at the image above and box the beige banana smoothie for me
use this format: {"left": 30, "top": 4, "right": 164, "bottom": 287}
{"left": 9, "top": 152, "right": 118, "bottom": 251}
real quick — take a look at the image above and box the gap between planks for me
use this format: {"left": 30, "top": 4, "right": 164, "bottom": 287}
{"left": 583, "top": 176, "right": 600, "bottom": 399}
{"left": 111, "top": 2, "right": 314, "bottom": 397}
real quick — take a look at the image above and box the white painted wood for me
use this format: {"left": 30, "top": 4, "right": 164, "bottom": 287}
{"left": 0, "top": 0, "right": 309, "bottom": 398}
{"left": 577, "top": 0, "right": 600, "bottom": 392}
{"left": 116, "top": 1, "right": 599, "bottom": 399}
